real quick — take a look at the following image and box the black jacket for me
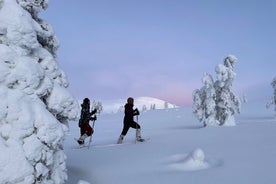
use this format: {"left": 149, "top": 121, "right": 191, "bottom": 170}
{"left": 124, "top": 103, "right": 139, "bottom": 123}
{"left": 79, "top": 103, "right": 96, "bottom": 127}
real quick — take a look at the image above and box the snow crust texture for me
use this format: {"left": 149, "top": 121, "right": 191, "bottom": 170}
{"left": 0, "top": 0, "right": 79, "bottom": 183}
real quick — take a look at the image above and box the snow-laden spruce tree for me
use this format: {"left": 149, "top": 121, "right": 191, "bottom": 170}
{"left": 193, "top": 73, "right": 219, "bottom": 126}
{"left": 266, "top": 77, "right": 276, "bottom": 114}
{"left": 0, "top": 0, "right": 79, "bottom": 183}
{"left": 193, "top": 55, "right": 241, "bottom": 126}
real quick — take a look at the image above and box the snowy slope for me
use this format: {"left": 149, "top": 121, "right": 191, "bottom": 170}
{"left": 64, "top": 102, "right": 276, "bottom": 184}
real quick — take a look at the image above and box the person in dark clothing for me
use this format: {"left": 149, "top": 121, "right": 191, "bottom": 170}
{"left": 77, "top": 98, "right": 97, "bottom": 145}
{"left": 117, "top": 97, "right": 144, "bottom": 144}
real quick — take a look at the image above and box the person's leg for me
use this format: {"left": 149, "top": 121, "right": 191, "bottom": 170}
{"left": 129, "top": 121, "right": 143, "bottom": 141}
{"left": 80, "top": 125, "right": 85, "bottom": 136}
{"left": 129, "top": 121, "right": 140, "bottom": 129}
{"left": 117, "top": 124, "right": 130, "bottom": 144}
{"left": 85, "top": 124, "right": 93, "bottom": 136}
{"left": 78, "top": 133, "right": 87, "bottom": 145}
{"left": 136, "top": 128, "right": 142, "bottom": 140}
{"left": 78, "top": 124, "right": 91, "bottom": 145}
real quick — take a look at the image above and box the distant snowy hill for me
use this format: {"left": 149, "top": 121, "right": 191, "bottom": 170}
{"left": 101, "top": 97, "right": 178, "bottom": 114}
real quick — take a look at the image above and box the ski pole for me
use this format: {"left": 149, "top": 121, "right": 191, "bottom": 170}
{"left": 88, "top": 120, "right": 95, "bottom": 149}
{"left": 135, "top": 115, "right": 138, "bottom": 144}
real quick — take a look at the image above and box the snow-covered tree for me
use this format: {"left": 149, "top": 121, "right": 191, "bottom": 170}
{"left": 193, "top": 55, "right": 241, "bottom": 126}
{"left": 266, "top": 77, "right": 276, "bottom": 114}
{"left": 214, "top": 55, "right": 241, "bottom": 126}
{"left": 92, "top": 100, "right": 103, "bottom": 115}
{"left": 0, "top": 1, "right": 79, "bottom": 183}
{"left": 241, "top": 94, "right": 248, "bottom": 104}
{"left": 142, "top": 105, "right": 147, "bottom": 111}
{"left": 164, "top": 101, "right": 169, "bottom": 109}
{"left": 118, "top": 105, "right": 124, "bottom": 113}
{"left": 193, "top": 73, "right": 219, "bottom": 126}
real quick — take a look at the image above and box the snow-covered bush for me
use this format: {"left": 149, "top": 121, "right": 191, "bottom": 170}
{"left": 266, "top": 77, "right": 276, "bottom": 114}
{"left": 0, "top": 0, "right": 79, "bottom": 183}
{"left": 193, "top": 55, "right": 241, "bottom": 126}
{"left": 92, "top": 100, "right": 103, "bottom": 115}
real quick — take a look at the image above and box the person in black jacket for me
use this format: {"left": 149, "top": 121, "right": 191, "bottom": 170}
{"left": 117, "top": 97, "right": 144, "bottom": 144}
{"left": 77, "top": 98, "right": 97, "bottom": 145}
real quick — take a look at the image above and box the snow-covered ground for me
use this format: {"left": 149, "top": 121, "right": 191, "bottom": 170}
{"left": 1, "top": 1, "right": 275, "bottom": 184}
{"left": 64, "top": 102, "right": 276, "bottom": 184}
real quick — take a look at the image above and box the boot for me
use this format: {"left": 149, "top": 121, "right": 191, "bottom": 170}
{"left": 136, "top": 129, "right": 144, "bottom": 142}
{"left": 117, "top": 134, "right": 124, "bottom": 144}
{"left": 77, "top": 139, "right": 84, "bottom": 145}
{"left": 78, "top": 134, "right": 88, "bottom": 145}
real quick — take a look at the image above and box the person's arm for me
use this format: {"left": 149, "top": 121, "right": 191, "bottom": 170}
{"left": 91, "top": 109, "right": 97, "bottom": 115}
{"left": 133, "top": 108, "right": 140, "bottom": 116}
{"left": 125, "top": 105, "right": 134, "bottom": 118}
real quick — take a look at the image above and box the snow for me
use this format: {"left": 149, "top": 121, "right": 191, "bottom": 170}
{"left": 0, "top": 0, "right": 79, "bottom": 183}
{"left": 101, "top": 96, "right": 177, "bottom": 114}
{"left": 193, "top": 55, "right": 240, "bottom": 127}
{"left": 64, "top": 102, "right": 276, "bottom": 184}
{"left": 1, "top": 1, "right": 276, "bottom": 183}
{"left": 166, "top": 148, "right": 210, "bottom": 171}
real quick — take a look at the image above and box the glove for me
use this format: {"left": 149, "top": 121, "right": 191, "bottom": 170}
{"left": 91, "top": 109, "right": 97, "bottom": 114}
{"left": 91, "top": 115, "right": 97, "bottom": 121}
{"left": 134, "top": 108, "right": 140, "bottom": 115}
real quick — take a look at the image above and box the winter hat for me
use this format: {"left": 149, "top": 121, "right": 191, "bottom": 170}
{"left": 83, "top": 98, "right": 90, "bottom": 104}
{"left": 127, "top": 97, "right": 134, "bottom": 104}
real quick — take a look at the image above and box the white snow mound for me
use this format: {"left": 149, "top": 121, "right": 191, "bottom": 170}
{"left": 168, "top": 148, "right": 210, "bottom": 171}
{"left": 77, "top": 180, "right": 91, "bottom": 184}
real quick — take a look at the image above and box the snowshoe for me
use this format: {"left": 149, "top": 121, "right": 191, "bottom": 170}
{"left": 77, "top": 139, "right": 84, "bottom": 145}
{"left": 136, "top": 137, "right": 146, "bottom": 142}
